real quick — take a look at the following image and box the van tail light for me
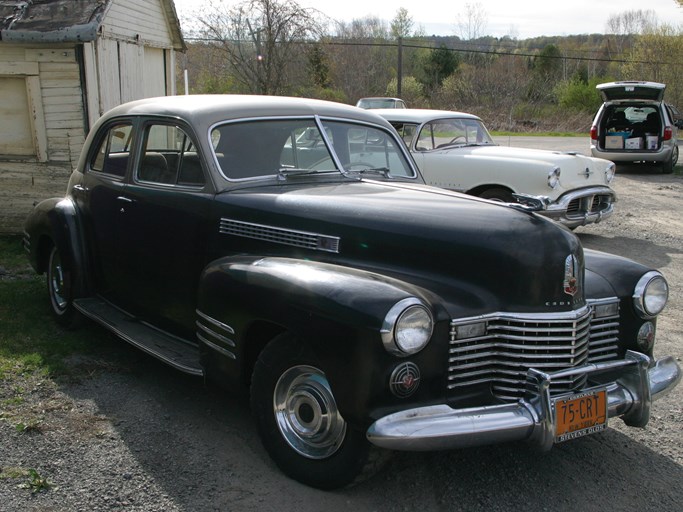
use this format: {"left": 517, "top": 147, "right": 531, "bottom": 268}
{"left": 663, "top": 126, "right": 673, "bottom": 141}
{"left": 590, "top": 126, "right": 598, "bottom": 141}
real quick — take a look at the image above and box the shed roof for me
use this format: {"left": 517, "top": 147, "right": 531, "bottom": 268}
{"left": 0, "top": 0, "right": 185, "bottom": 50}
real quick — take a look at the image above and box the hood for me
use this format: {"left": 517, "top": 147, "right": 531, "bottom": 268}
{"left": 433, "top": 144, "right": 613, "bottom": 191}
{"left": 216, "top": 180, "right": 584, "bottom": 315}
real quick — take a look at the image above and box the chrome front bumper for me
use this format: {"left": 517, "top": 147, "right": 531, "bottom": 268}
{"left": 540, "top": 185, "right": 616, "bottom": 229}
{"left": 367, "top": 351, "right": 681, "bottom": 452}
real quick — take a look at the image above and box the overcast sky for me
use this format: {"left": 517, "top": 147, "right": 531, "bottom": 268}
{"left": 173, "top": 0, "right": 683, "bottom": 39}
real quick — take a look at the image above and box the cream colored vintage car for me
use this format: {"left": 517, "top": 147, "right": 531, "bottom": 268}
{"left": 377, "top": 109, "right": 616, "bottom": 229}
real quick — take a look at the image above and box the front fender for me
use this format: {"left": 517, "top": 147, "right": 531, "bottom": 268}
{"left": 196, "top": 256, "right": 447, "bottom": 421}
{"left": 24, "top": 196, "right": 90, "bottom": 297}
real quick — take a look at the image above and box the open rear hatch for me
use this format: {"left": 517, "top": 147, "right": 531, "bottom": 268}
{"left": 597, "top": 81, "right": 665, "bottom": 102}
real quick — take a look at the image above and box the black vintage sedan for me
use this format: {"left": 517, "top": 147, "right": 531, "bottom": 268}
{"left": 24, "top": 95, "right": 680, "bottom": 489}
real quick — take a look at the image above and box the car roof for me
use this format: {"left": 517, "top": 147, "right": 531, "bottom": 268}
{"left": 372, "top": 108, "right": 482, "bottom": 123}
{"left": 596, "top": 81, "right": 666, "bottom": 103}
{"left": 97, "top": 94, "right": 394, "bottom": 131}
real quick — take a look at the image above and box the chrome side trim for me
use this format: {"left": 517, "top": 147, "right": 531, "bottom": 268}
{"left": 219, "top": 218, "right": 340, "bottom": 253}
{"left": 367, "top": 351, "right": 681, "bottom": 451}
{"left": 198, "top": 333, "right": 236, "bottom": 360}
{"left": 195, "top": 309, "right": 237, "bottom": 360}
{"left": 196, "top": 309, "right": 235, "bottom": 335}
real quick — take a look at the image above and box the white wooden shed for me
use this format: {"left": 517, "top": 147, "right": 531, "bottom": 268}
{"left": 0, "top": 0, "right": 185, "bottom": 233}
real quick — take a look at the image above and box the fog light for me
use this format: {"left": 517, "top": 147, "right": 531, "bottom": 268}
{"left": 389, "top": 362, "right": 420, "bottom": 398}
{"left": 637, "top": 322, "right": 655, "bottom": 352}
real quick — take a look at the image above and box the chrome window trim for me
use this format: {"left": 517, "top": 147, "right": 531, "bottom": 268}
{"left": 207, "top": 114, "right": 419, "bottom": 183}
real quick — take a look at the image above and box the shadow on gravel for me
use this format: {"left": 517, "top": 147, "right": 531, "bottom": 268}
{"left": 61, "top": 342, "right": 683, "bottom": 512}
{"left": 578, "top": 233, "right": 680, "bottom": 270}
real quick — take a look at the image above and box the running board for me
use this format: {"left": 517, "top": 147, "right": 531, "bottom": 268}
{"left": 73, "top": 297, "right": 204, "bottom": 376}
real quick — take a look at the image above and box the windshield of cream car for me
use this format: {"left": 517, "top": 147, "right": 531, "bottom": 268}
{"left": 210, "top": 118, "right": 416, "bottom": 180}
{"left": 415, "top": 118, "right": 495, "bottom": 150}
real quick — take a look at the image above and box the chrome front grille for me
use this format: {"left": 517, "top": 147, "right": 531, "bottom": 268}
{"left": 219, "top": 218, "right": 340, "bottom": 253}
{"left": 567, "top": 194, "right": 613, "bottom": 218}
{"left": 448, "top": 301, "right": 620, "bottom": 402}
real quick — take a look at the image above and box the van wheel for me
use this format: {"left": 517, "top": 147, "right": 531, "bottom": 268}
{"left": 47, "top": 244, "right": 80, "bottom": 328}
{"left": 662, "top": 146, "right": 678, "bottom": 174}
{"left": 250, "top": 334, "right": 370, "bottom": 489}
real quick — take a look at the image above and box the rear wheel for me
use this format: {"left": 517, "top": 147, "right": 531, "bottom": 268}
{"left": 47, "top": 244, "right": 80, "bottom": 328}
{"left": 250, "top": 334, "right": 370, "bottom": 489}
{"left": 662, "top": 145, "right": 678, "bottom": 174}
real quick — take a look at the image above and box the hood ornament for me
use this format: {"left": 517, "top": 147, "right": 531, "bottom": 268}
{"left": 564, "top": 254, "right": 580, "bottom": 296}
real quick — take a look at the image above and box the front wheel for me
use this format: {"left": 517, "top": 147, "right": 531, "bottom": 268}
{"left": 250, "top": 334, "right": 370, "bottom": 489}
{"left": 478, "top": 187, "right": 515, "bottom": 202}
{"left": 47, "top": 244, "right": 80, "bottom": 328}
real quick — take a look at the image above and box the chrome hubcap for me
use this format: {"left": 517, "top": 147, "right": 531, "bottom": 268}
{"left": 273, "top": 365, "right": 346, "bottom": 459}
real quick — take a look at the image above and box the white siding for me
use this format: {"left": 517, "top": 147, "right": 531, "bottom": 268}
{"left": 103, "top": 0, "right": 173, "bottom": 48}
{"left": 144, "top": 47, "right": 167, "bottom": 97}
{"left": 96, "top": 38, "right": 122, "bottom": 114}
{"left": 119, "top": 42, "right": 146, "bottom": 102}
{"left": 0, "top": 46, "right": 84, "bottom": 233}
{"left": 0, "top": 77, "right": 35, "bottom": 155}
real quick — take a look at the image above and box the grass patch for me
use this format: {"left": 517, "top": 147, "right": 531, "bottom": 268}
{"left": 0, "top": 235, "right": 115, "bottom": 384}
{"left": 490, "top": 131, "right": 585, "bottom": 137}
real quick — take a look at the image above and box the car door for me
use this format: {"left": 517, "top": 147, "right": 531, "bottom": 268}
{"left": 113, "top": 121, "right": 214, "bottom": 338}
{"left": 72, "top": 120, "right": 134, "bottom": 296}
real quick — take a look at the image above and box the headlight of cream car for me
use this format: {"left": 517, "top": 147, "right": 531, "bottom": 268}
{"left": 381, "top": 298, "right": 433, "bottom": 356}
{"left": 633, "top": 271, "right": 668, "bottom": 318}
{"left": 547, "top": 167, "right": 561, "bottom": 189}
{"left": 605, "top": 162, "right": 616, "bottom": 183}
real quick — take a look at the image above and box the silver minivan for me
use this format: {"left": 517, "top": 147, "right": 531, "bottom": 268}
{"left": 590, "top": 81, "right": 682, "bottom": 173}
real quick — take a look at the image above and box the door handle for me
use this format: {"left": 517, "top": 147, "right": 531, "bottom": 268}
{"left": 116, "top": 196, "right": 135, "bottom": 203}
{"left": 73, "top": 184, "right": 89, "bottom": 192}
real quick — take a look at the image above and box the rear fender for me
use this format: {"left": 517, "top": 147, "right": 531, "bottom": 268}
{"left": 24, "top": 197, "right": 91, "bottom": 298}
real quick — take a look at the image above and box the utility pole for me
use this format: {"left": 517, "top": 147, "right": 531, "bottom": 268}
{"left": 397, "top": 37, "right": 403, "bottom": 97}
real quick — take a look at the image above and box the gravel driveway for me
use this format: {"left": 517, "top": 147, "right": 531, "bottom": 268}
{"left": 1, "top": 138, "right": 681, "bottom": 511}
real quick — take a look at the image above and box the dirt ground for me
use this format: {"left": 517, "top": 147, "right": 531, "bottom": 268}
{"left": 1, "top": 140, "right": 682, "bottom": 511}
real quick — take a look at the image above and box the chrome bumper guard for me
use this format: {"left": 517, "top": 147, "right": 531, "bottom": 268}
{"left": 366, "top": 351, "right": 681, "bottom": 452}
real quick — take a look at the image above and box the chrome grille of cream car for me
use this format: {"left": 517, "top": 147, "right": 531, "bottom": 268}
{"left": 448, "top": 301, "right": 620, "bottom": 402}
{"left": 219, "top": 218, "right": 340, "bottom": 253}
{"left": 567, "top": 193, "right": 613, "bottom": 217}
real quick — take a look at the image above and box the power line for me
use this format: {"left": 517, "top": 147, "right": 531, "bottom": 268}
{"left": 184, "top": 36, "right": 678, "bottom": 67}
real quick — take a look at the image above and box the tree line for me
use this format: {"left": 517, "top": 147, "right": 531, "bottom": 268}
{"left": 177, "top": 0, "right": 683, "bottom": 132}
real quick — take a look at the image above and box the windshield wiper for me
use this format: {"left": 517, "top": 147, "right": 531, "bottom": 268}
{"left": 277, "top": 168, "right": 323, "bottom": 180}
{"left": 347, "top": 167, "right": 391, "bottom": 178}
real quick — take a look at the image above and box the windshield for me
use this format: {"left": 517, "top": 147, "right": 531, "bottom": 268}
{"left": 210, "top": 118, "right": 415, "bottom": 180}
{"left": 413, "top": 118, "right": 495, "bottom": 150}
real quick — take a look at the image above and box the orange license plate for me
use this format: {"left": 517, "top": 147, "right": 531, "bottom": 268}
{"left": 553, "top": 388, "right": 607, "bottom": 443}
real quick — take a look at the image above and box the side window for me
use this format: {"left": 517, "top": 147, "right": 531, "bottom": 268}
{"left": 137, "top": 124, "right": 206, "bottom": 187}
{"left": 417, "top": 124, "right": 435, "bottom": 151}
{"left": 89, "top": 123, "right": 133, "bottom": 177}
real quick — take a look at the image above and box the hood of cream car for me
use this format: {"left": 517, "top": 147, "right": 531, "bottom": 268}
{"left": 412, "top": 144, "right": 614, "bottom": 197}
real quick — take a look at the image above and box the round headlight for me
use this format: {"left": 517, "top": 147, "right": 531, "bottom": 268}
{"left": 547, "top": 167, "right": 561, "bottom": 189}
{"left": 633, "top": 271, "right": 668, "bottom": 318}
{"left": 381, "top": 298, "right": 433, "bottom": 356}
{"left": 605, "top": 162, "right": 616, "bottom": 184}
